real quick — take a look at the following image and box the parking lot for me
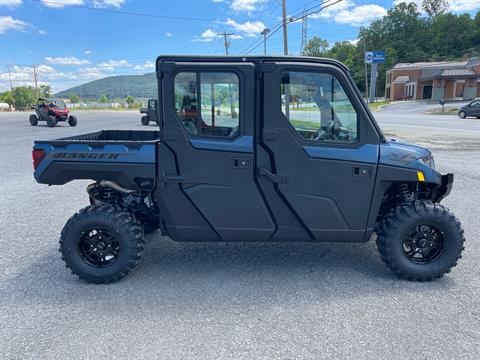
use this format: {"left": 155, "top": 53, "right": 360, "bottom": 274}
{"left": 1, "top": 106, "right": 479, "bottom": 359}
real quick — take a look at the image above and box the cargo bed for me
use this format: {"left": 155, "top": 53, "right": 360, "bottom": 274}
{"left": 33, "top": 130, "right": 159, "bottom": 191}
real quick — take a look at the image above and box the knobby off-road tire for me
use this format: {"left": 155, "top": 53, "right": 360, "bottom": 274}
{"left": 68, "top": 115, "right": 77, "bottom": 127}
{"left": 47, "top": 115, "right": 57, "bottom": 127}
{"left": 59, "top": 204, "right": 145, "bottom": 284}
{"left": 141, "top": 115, "right": 150, "bottom": 126}
{"left": 377, "top": 200, "right": 464, "bottom": 281}
{"left": 29, "top": 114, "right": 38, "bottom": 126}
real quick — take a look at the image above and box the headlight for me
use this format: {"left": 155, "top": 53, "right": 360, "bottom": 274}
{"left": 418, "top": 154, "right": 435, "bottom": 169}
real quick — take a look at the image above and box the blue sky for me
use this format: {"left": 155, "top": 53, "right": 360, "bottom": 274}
{"left": 1, "top": 0, "right": 479, "bottom": 92}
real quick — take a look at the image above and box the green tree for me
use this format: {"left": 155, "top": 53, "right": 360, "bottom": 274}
{"left": 39, "top": 84, "right": 52, "bottom": 98}
{"left": 125, "top": 95, "right": 135, "bottom": 105}
{"left": 0, "top": 91, "right": 13, "bottom": 105}
{"left": 98, "top": 95, "right": 109, "bottom": 103}
{"left": 11, "top": 87, "right": 35, "bottom": 110}
{"left": 302, "top": 36, "right": 330, "bottom": 57}
{"left": 422, "top": 0, "right": 449, "bottom": 19}
{"left": 69, "top": 93, "right": 80, "bottom": 104}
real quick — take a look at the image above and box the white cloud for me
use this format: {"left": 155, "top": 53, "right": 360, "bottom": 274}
{"left": 37, "top": 64, "right": 56, "bottom": 74}
{"left": 311, "top": 2, "right": 386, "bottom": 27}
{"left": 45, "top": 56, "right": 91, "bottom": 65}
{"left": 97, "top": 59, "right": 131, "bottom": 70}
{"left": 165, "top": 32, "right": 173, "bottom": 37}
{"left": 84, "top": 50, "right": 92, "bottom": 55}
{"left": 93, "top": 0, "right": 125, "bottom": 8}
{"left": 224, "top": 18, "right": 265, "bottom": 37}
{"left": 231, "top": 0, "right": 267, "bottom": 12}
{"left": 133, "top": 60, "right": 155, "bottom": 71}
{"left": 83, "top": 67, "right": 106, "bottom": 77}
{"left": 0, "top": 0, "right": 22, "bottom": 7}
{"left": 198, "top": 29, "right": 218, "bottom": 42}
{"left": 0, "top": 16, "right": 29, "bottom": 34}
{"left": 310, "top": 0, "right": 354, "bottom": 19}
{"left": 393, "top": 0, "right": 478, "bottom": 12}
{"left": 40, "top": 0, "right": 84, "bottom": 8}
{"left": 38, "top": 29, "right": 47, "bottom": 35}
{"left": 212, "top": 0, "right": 224, "bottom": 3}
{"left": 334, "top": 5, "right": 387, "bottom": 26}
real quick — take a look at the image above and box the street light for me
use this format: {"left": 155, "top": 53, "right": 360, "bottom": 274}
{"left": 260, "top": 28, "right": 270, "bottom": 55}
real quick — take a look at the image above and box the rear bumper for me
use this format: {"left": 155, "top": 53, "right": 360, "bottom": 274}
{"left": 432, "top": 173, "right": 454, "bottom": 202}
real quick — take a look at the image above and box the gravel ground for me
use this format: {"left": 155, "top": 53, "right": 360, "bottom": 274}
{"left": 0, "top": 111, "right": 479, "bottom": 360}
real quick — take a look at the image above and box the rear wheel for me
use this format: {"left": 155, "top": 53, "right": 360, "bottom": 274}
{"left": 29, "top": 114, "right": 38, "bottom": 126}
{"left": 68, "top": 115, "right": 78, "bottom": 127}
{"left": 458, "top": 111, "right": 467, "bottom": 119}
{"left": 47, "top": 115, "right": 57, "bottom": 127}
{"left": 377, "top": 200, "right": 464, "bottom": 281}
{"left": 141, "top": 115, "right": 149, "bottom": 125}
{"left": 59, "top": 204, "right": 145, "bottom": 284}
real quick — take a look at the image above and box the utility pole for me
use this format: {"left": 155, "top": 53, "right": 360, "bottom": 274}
{"left": 32, "top": 65, "right": 39, "bottom": 99}
{"left": 217, "top": 32, "right": 234, "bottom": 56}
{"left": 260, "top": 28, "right": 270, "bottom": 55}
{"left": 7, "top": 64, "right": 16, "bottom": 110}
{"left": 281, "top": 0, "right": 288, "bottom": 55}
{"left": 301, "top": 10, "right": 308, "bottom": 54}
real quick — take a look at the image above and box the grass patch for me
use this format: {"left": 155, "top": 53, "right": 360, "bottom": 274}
{"left": 367, "top": 100, "right": 390, "bottom": 111}
{"left": 426, "top": 107, "right": 459, "bottom": 115}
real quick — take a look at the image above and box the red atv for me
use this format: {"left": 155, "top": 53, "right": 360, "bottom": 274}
{"left": 29, "top": 98, "right": 78, "bottom": 127}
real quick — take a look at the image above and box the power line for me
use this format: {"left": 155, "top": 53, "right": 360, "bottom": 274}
{"left": 30, "top": 0, "right": 265, "bottom": 22}
{"left": 244, "top": 0, "right": 341, "bottom": 55}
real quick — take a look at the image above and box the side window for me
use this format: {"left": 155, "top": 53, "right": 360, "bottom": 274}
{"left": 281, "top": 71, "right": 358, "bottom": 143}
{"left": 174, "top": 72, "right": 240, "bottom": 138}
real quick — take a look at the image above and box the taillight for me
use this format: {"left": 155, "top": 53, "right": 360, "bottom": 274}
{"left": 32, "top": 149, "right": 46, "bottom": 170}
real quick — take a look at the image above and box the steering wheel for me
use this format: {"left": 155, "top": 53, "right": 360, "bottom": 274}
{"left": 311, "top": 120, "right": 339, "bottom": 141}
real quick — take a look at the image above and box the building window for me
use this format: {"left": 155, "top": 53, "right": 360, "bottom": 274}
{"left": 174, "top": 72, "right": 240, "bottom": 138}
{"left": 280, "top": 71, "right": 358, "bottom": 143}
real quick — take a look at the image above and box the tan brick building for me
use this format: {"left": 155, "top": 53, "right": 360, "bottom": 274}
{"left": 385, "top": 58, "right": 480, "bottom": 101}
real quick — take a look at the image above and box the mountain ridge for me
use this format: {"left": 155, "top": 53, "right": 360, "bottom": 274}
{"left": 55, "top": 72, "right": 157, "bottom": 99}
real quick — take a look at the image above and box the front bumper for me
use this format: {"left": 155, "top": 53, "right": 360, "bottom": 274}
{"left": 432, "top": 173, "right": 454, "bottom": 202}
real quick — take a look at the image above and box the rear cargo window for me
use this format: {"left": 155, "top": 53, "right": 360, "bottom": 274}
{"left": 174, "top": 72, "right": 240, "bottom": 138}
{"left": 281, "top": 71, "right": 358, "bottom": 143}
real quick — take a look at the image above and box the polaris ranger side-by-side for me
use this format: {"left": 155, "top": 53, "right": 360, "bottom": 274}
{"left": 140, "top": 99, "right": 158, "bottom": 125}
{"left": 32, "top": 56, "right": 464, "bottom": 283}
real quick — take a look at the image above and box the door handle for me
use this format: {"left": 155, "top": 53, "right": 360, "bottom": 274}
{"left": 257, "top": 168, "right": 290, "bottom": 184}
{"left": 353, "top": 166, "right": 371, "bottom": 177}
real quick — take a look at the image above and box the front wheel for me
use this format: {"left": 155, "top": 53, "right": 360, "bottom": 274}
{"left": 68, "top": 115, "right": 78, "bottom": 127}
{"left": 458, "top": 111, "right": 467, "bottom": 119}
{"left": 47, "top": 115, "right": 57, "bottom": 127}
{"left": 141, "top": 115, "right": 149, "bottom": 126}
{"left": 377, "top": 201, "right": 464, "bottom": 281}
{"left": 29, "top": 114, "right": 38, "bottom": 126}
{"left": 60, "top": 204, "right": 145, "bottom": 283}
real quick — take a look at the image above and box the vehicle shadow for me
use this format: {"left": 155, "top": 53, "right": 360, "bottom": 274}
{"left": 3, "top": 233, "right": 457, "bottom": 309}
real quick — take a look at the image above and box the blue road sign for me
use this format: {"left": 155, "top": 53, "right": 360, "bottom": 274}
{"left": 365, "top": 51, "right": 386, "bottom": 64}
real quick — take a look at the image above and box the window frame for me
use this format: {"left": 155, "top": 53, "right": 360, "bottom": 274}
{"left": 173, "top": 70, "right": 242, "bottom": 140}
{"left": 278, "top": 67, "right": 364, "bottom": 147}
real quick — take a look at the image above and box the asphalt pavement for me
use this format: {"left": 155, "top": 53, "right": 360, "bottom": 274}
{"left": 0, "top": 109, "right": 479, "bottom": 359}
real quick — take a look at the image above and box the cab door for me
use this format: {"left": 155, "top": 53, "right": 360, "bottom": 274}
{"left": 259, "top": 62, "right": 380, "bottom": 242}
{"left": 157, "top": 61, "right": 275, "bottom": 242}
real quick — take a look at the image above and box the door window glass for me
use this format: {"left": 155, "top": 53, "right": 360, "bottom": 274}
{"left": 280, "top": 71, "right": 358, "bottom": 143}
{"left": 174, "top": 72, "right": 240, "bottom": 138}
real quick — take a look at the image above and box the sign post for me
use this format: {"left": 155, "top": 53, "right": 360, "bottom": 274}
{"left": 365, "top": 51, "right": 385, "bottom": 103}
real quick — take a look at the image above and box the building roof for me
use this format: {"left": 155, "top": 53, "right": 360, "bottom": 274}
{"left": 393, "top": 60, "right": 468, "bottom": 70}
{"left": 393, "top": 75, "right": 410, "bottom": 84}
{"left": 441, "top": 69, "right": 477, "bottom": 77}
